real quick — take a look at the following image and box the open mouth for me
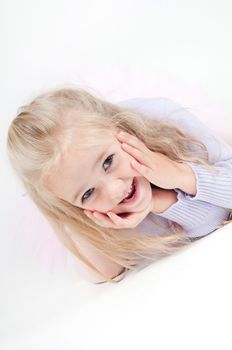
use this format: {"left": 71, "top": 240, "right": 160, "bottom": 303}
{"left": 119, "top": 177, "right": 137, "bottom": 205}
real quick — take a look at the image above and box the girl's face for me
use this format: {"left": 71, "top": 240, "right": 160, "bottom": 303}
{"left": 45, "top": 129, "right": 153, "bottom": 216}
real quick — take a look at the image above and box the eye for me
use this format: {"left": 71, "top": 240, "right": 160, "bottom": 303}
{"left": 82, "top": 188, "right": 94, "bottom": 202}
{"left": 81, "top": 154, "right": 114, "bottom": 203}
{"left": 103, "top": 154, "right": 114, "bottom": 171}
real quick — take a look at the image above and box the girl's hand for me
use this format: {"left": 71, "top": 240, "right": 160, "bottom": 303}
{"left": 116, "top": 131, "right": 185, "bottom": 190}
{"left": 83, "top": 188, "right": 178, "bottom": 229}
{"left": 84, "top": 201, "right": 153, "bottom": 229}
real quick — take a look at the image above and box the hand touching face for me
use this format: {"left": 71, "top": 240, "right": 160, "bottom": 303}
{"left": 116, "top": 131, "right": 184, "bottom": 190}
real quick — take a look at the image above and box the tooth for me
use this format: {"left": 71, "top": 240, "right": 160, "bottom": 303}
{"left": 128, "top": 185, "right": 133, "bottom": 196}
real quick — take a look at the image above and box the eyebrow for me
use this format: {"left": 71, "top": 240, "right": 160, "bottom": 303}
{"left": 72, "top": 151, "right": 106, "bottom": 203}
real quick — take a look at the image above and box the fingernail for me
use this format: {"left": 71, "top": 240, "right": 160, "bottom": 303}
{"left": 121, "top": 143, "right": 129, "bottom": 150}
{"left": 118, "top": 131, "right": 126, "bottom": 138}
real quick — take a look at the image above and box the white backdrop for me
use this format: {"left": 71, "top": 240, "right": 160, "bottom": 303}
{"left": 1, "top": 1, "right": 232, "bottom": 349}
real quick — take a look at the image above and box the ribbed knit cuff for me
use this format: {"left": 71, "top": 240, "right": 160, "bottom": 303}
{"left": 183, "top": 162, "right": 232, "bottom": 208}
{"left": 155, "top": 189, "right": 229, "bottom": 237}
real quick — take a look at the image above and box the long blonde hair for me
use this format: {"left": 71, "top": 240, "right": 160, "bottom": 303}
{"left": 7, "top": 87, "right": 232, "bottom": 283}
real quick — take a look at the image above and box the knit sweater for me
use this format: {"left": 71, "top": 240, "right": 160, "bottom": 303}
{"left": 117, "top": 97, "right": 232, "bottom": 238}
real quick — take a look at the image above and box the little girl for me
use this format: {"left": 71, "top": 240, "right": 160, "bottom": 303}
{"left": 7, "top": 87, "right": 232, "bottom": 284}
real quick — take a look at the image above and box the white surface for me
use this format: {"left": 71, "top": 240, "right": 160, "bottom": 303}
{"left": 2, "top": 225, "right": 232, "bottom": 350}
{"left": 1, "top": 0, "right": 232, "bottom": 349}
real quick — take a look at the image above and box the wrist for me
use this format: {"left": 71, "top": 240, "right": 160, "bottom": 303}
{"left": 151, "top": 188, "right": 178, "bottom": 214}
{"left": 177, "top": 163, "right": 197, "bottom": 196}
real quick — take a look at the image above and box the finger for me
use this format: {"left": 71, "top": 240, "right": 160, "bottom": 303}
{"left": 108, "top": 211, "right": 145, "bottom": 229}
{"left": 116, "top": 131, "right": 146, "bottom": 151}
{"left": 107, "top": 211, "right": 128, "bottom": 226}
{"left": 86, "top": 210, "right": 127, "bottom": 229}
{"left": 117, "top": 131, "right": 151, "bottom": 166}
{"left": 131, "top": 158, "right": 152, "bottom": 180}
{"left": 92, "top": 211, "right": 116, "bottom": 227}
{"left": 121, "top": 142, "right": 143, "bottom": 159}
{"left": 84, "top": 211, "right": 110, "bottom": 227}
{"left": 121, "top": 142, "right": 151, "bottom": 166}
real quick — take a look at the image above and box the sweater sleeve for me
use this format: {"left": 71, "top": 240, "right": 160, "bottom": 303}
{"left": 161, "top": 98, "right": 232, "bottom": 209}
{"left": 181, "top": 160, "right": 232, "bottom": 209}
{"left": 154, "top": 188, "right": 230, "bottom": 237}
{"left": 117, "top": 97, "right": 232, "bottom": 237}
{"left": 118, "top": 97, "right": 232, "bottom": 209}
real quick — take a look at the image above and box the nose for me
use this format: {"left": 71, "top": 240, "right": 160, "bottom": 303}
{"left": 104, "top": 179, "right": 128, "bottom": 203}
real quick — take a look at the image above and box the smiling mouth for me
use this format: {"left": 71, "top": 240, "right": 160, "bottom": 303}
{"left": 119, "top": 177, "right": 136, "bottom": 204}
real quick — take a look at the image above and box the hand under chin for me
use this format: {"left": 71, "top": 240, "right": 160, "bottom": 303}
{"left": 114, "top": 198, "right": 154, "bottom": 219}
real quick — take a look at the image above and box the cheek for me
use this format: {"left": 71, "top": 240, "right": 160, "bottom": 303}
{"left": 118, "top": 146, "right": 143, "bottom": 178}
{"left": 118, "top": 149, "right": 133, "bottom": 171}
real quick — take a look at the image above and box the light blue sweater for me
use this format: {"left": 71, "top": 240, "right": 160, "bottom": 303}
{"left": 118, "top": 97, "right": 232, "bottom": 238}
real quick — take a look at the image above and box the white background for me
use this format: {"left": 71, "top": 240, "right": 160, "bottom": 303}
{"left": 1, "top": 1, "right": 232, "bottom": 349}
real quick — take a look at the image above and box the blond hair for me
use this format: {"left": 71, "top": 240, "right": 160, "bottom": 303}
{"left": 7, "top": 86, "right": 232, "bottom": 283}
